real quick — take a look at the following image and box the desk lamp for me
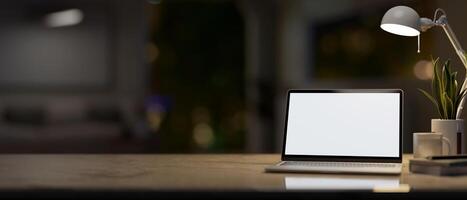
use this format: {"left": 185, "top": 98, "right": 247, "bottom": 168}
{"left": 381, "top": 6, "right": 467, "bottom": 118}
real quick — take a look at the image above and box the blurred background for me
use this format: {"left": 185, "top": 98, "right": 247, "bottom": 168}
{"left": 0, "top": 0, "right": 465, "bottom": 153}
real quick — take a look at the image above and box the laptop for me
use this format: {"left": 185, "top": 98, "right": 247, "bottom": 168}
{"left": 265, "top": 89, "right": 403, "bottom": 175}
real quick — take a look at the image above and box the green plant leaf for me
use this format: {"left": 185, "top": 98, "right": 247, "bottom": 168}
{"left": 432, "top": 58, "right": 440, "bottom": 101}
{"left": 441, "top": 60, "right": 449, "bottom": 98}
{"left": 419, "top": 57, "right": 465, "bottom": 119}
{"left": 444, "top": 61, "right": 451, "bottom": 91}
{"left": 453, "top": 72, "right": 458, "bottom": 96}
{"left": 418, "top": 88, "right": 442, "bottom": 117}
{"left": 440, "top": 91, "right": 448, "bottom": 119}
{"left": 432, "top": 58, "right": 444, "bottom": 117}
{"left": 445, "top": 93, "right": 454, "bottom": 119}
{"left": 451, "top": 72, "right": 458, "bottom": 108}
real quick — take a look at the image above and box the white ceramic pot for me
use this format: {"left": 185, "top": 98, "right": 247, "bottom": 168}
{"left": 431, "top": 119, "right": 464, "bottom": 155}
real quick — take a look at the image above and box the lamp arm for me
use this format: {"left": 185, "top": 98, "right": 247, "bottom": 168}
{"left": 437, "top": 19, "right": 467, "bottom": 118}
{"left": 440, "top": 23, "right": 467, "bottom": 66}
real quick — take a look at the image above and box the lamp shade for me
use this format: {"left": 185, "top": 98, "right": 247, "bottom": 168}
{"left": 380, "top": 6, "right": 421, "bottom": 37}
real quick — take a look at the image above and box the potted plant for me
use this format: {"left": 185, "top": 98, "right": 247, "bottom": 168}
{"left": 419, "top": 58, "right": 467, "bottom": 155}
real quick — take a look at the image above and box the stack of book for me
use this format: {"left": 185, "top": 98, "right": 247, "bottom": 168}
{"left": 409, "top": 158, "right": 467, "bottom": 176}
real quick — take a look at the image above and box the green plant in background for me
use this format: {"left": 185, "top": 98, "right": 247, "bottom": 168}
{"left": 419, "top": 58, "right": 467, "bottom": 119}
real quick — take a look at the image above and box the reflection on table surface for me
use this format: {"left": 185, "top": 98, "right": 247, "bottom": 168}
{"left": 285, "top": 176, "right": 410, "bottom": 192}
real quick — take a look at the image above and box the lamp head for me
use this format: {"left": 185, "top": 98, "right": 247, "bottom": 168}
{"left": 380, "top": 6, "right": 421, "bottom": 37}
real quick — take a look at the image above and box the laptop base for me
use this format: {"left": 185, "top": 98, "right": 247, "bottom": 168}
{"left": 265, "top": 161, "right": 402, "bottom": 175}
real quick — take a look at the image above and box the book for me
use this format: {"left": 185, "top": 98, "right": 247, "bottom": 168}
{"left": 409, "top": 158, "right": 467, "bottom": 176}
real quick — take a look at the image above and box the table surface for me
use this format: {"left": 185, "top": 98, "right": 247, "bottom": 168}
{"left": 0, "top": 154, "right": 467, "bottom": 195}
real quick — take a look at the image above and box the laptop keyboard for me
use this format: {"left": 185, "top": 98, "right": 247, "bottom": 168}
{"left": 281, "top": 161, "right": 398, "bottom": 168}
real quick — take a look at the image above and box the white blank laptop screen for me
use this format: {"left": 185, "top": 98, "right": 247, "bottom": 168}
{"left": 284, "top": 92, "right": 400, "bottom": 157}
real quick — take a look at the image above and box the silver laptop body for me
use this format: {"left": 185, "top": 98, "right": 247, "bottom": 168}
{"left": 265, "top": 89, "right": 403, "bottom": 175}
